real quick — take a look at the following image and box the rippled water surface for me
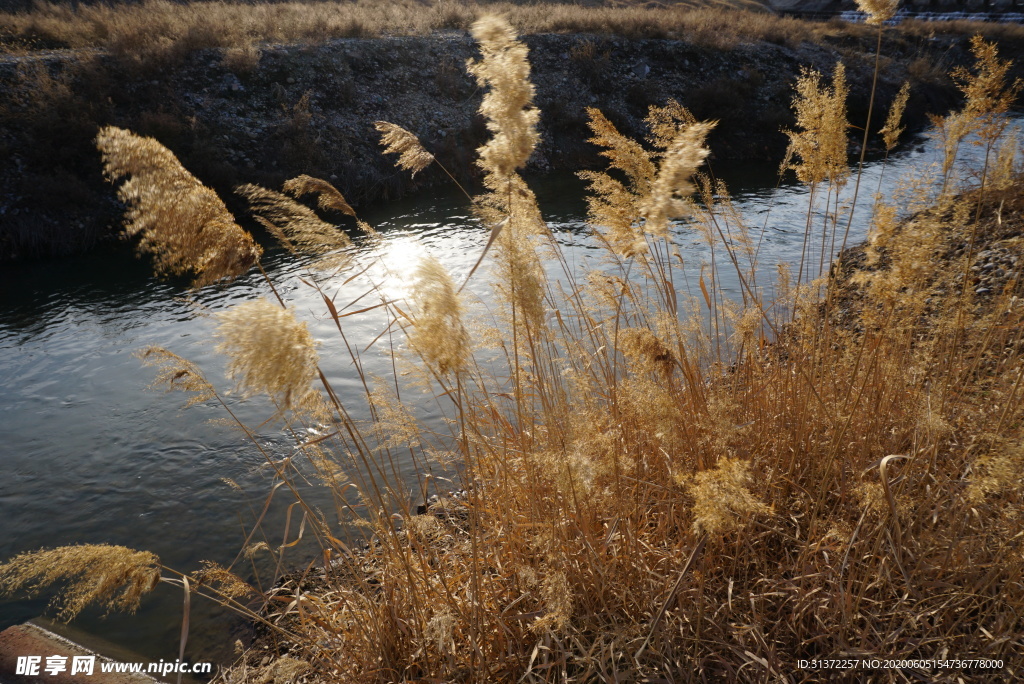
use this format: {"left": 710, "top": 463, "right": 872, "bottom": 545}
{"left": 0, "top": 121, "right": 1013, "bottom": 665}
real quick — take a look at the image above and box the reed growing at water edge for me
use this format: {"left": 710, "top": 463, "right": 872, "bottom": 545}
{"left": 3, "top": 13, "right": 1024, "bottom": 683}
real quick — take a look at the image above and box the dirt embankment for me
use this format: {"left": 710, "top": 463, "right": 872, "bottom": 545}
{"left": 0, "top": 29, "right": 967, "bottom": 261}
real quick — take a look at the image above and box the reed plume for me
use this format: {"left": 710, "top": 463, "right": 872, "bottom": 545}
{"left": 640, "top": 120, "right": 714, "bottom": 237}
{"left": 374, "top": 121, "right": 435, "bottom": 177}
{"left": 880, "top": 82, "right": 910, "bottom": 152}
{"left": 95, "top": 126, "right": 262, "bottom": 287}
{"left": 585, "top": 107, "right": 656, "bottom": 193}
{"left": 368, "top": 380, "right": 420, "bottom": 450}
{"left": 578, "top": 110, "right": 656, "bottom": 258}
{"left": 407, "top": 257, "right": 470, "bottom": 376}
{"left": 467, "top": 15, "right": 540, "bottom": 179}
{"left": 581, "top": 105, "right": 714, "bottom": 252}
{"left": 953, "top": 35, "right": 1022, "bottom": 133}
{"left": 645, "top": 99, "right": 699, "bottom": 153}
{"left": 466, "top": 16, "right": 548, "bottom": 333}
{"left": 967, "top": 440, "right": 1024, "bottom": 502}
{"left": 990, "top": 130, "right": 1020, "bottom": 190}
{"left": 682, "top": 457, "right": 770, "bottom": 537}
{"left": 215, "top": 298, "right": 320, "bottom": 412}
{"left": 618, "top": 327, "right": 676, "bottom": 376}
{"left": 192, "top": 561, "right": 256, "bottom": 599}
{"left": 282, "top": 174, "right": 356, "bottom": 216}
{"left": 237, "top": 183, "right": 352, "bottom": 270}
{"left": 0, "top": 545, "right": 161, "bottom": 621}
{"left": 855, "top": 0, "right": 898, "bottom": 24}
{"left": 784, "top": 63, "right": 849, "bottom": 186}
{"left": 937, "top": 38, "right": 1021, "bottom": 193}
{"left": 136, "top": 346, "right": 216, "bottom": 408}
{"left": 578, "top": 168, "right": 648, "bottom": 257}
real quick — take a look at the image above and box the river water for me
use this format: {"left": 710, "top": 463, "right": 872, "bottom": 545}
{"left": 0, "top": 121, "right": 1013, "bottom": 666}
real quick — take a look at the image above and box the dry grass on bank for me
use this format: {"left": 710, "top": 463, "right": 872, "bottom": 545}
{"left": 3, "top": 8, "right": 1024, "bottom": 684}
{"left": 0, "top": 0, "right": 818, "bottom": 59}
{"left": 900, "top": 16, "right": 1024, "bottom": 45}
{"left": 5, "top": 0, "right": 1024, "bottom": 66}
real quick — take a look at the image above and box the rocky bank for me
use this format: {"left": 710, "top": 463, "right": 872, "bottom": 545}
{"left": 0, "top": 27, "right": 967, "bottom": 261}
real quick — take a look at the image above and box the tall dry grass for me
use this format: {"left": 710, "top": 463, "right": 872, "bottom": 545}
{"left": 2, "top": 11, "right": 1024, "bottom": 684}
{"left": 0, "top": 0, "right": 819, "bottom": 61}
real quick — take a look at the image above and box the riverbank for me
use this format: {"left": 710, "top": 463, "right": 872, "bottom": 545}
{"left": 2, "top": 5, "right": 1002, "bottom": 261}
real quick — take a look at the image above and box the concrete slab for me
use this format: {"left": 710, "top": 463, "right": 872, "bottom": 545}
{"left": 0, "top": 622, "right": 160, "bottom": 684}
